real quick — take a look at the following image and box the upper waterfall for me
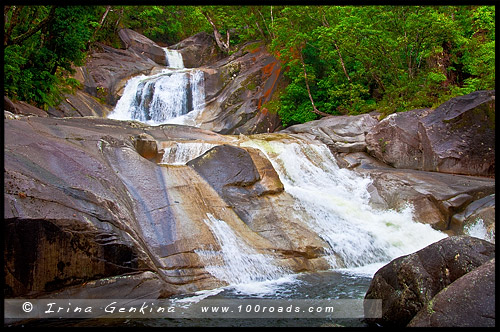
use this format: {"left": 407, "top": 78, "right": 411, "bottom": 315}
{"left": 164, "top": 47, "right": 184, "bottom": 68}
{"left": 107, "top": 48, "right": 205, "bottom": 126}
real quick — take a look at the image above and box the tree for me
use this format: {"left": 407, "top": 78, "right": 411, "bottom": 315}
{"left": 4, "top": 6, "right": 97, "bottom": 108}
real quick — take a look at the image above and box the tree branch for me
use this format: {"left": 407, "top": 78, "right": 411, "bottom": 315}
{"left": 201, "top": 10, "right": 230, "bottom": 54}
{"left": 6, "top": 6, "right": 56, "bottom": 46}
{"left": 300, "top": 52, "right": 330, "bottom": 117}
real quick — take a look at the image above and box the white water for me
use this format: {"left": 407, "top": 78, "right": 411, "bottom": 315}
{"left": 109, "top": 47, "right": 447, "bottom": 292}
{"left": 159, "top": 142, "right": 219, "bottom": 165}
{"left": 164, "top": 47, "right": 184, "bottom": 68}
{"left": 240, "top": 137, "right": 447, "bottom": 276}
{"left": 464, "top": 218, "right": 495, "bottom": 243}
{"left": 107, "top": 49, "right": 205, "bottom": 126}
{"left": 195, "top": 213, "right": 290, "bottom": 288}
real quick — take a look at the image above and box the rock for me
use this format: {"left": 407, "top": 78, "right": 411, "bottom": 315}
{"left": 365, "top": 90, "right": 495, "bottom": 177}
{"left": 364, "top": 235, "right": 495, "bottom": 327}
{"left": 4, "top": 116, "right": 334, "bottom": 299}
{"left": 170, "top": 31, "right": 223, "bottom": 68}
{"left": 76, "top": 42, "right": 161, "bottom": 105}
{"left": 47, "top": 90, "right": 112, "bottom": 118}
{"left": 187, "top": 144, "right": 262, "bottom": 192}
{"left": 132, "top": 133, "right": 159, "bottom": 162}
{"left": 4, "top": 95, "right": 48, "bottom": 117}
{"left": 283, "top": 113, "right": 379, "bottom": 153}
{"left": 336, "top": 151, "right": 495, "bottom": 231}
{"left": 407, "top": 258, "right": 495, "bottom": 327}
{"left": 365, "top": 109, "right": 431, "bottom": 168}
{"left": 195, "top": 42, "right": 283, "bottom": 134}
{"left": 419, "top": 90, "right": 495, "bottom": 176}
{"left": 450, "top": 194, "right": 495, "bottom": 242}
{"left": 118, "top": 28, "right": 167, "bottom": 65}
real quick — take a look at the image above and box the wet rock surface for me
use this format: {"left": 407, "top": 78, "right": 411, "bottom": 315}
{"left": 364, "top": 236, "right": 495, "bottom": 327}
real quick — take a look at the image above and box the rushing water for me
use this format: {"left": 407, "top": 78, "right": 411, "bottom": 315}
{"left": 107, "top": 48, "right": 205, "bottom": 126}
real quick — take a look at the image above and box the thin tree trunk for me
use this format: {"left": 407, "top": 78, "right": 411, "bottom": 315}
{"left": 202, "top": 11, "right": 230, "bottom": 54}
{"left": 88, "top": 5, "right": 111, "bottom": 47}
{"left": 334, "top": 42, "right": 351, "bottom": 83}
{"left": 300, "top": 52, "right": 330, "bottom": 117}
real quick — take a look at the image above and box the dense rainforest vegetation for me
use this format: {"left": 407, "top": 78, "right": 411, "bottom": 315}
{"left": 4, "top": 5, "right": 495, "bottom": 126}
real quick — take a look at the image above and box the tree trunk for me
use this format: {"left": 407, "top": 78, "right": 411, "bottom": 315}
{"left": 300, "top": 52, "right": 330, "bottom": 117}
{"left": 87, "top": 5, "right": 111, "bottom": 48}
{"left": 334, "top": 42, "right": 351, "bottom": 83}
{"left": 202, "top": 11, "right": 230, "bottom": 54}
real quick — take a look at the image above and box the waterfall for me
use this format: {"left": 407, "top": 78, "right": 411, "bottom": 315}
{"left": 164, "top": 47, "right": 184, "bottom": 68}
{"left": 159, "top": 142, "right": 219, "bottom": 165}
{"left": 107, "top": 48, "right": 205, "bottom": 126}
{"left": 195, "top": 213, "right": 289, "bottom": 285}
{"left": 241, "top": 137, "right": 447, "bottom": 275}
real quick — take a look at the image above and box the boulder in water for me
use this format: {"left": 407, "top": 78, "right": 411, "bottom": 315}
{"left": 407, "top": 258, "right": 495, "bottom": 327}
{"left": 364, "top": 235, "right": 495, "bottom": 327}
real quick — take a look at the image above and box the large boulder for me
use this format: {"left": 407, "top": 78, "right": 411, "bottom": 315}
{"left": 365, "top": 108, "right": 431, "bottom": 168}
{"left": 419, "top": 90, "right": 495, "bottom": 176}
{"left": 170, "top": 31, "right": 223, "bottom": 68}
{"left": 408, "top": 258, "right": 495, "bottom": 327}
{"left": 282, "top": 113, "right": 379, "bottom": 153}
{"left": 118, "top": 28, "right": 167, "bottom": 65}
{"left": 194, "top": 42, "right": 284, "bottom": 134}
{"left": 366, "top": 90, "right": 495, "bottom": 177}
{"left": 187, "top": 144, "right": 262, "bottom": 193}
{"left": 364, "top": 235, "right": 495, "bottom": 327}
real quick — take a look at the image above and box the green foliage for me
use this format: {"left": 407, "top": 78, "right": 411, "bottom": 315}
{"left": 266, "top": 5, "right": 495, "bottom": 124}
{"left": 4, "top": 5, "right": 495, "bottom": 122}
{"left": 4, "top": 6, "right": 95, "bottom": 108}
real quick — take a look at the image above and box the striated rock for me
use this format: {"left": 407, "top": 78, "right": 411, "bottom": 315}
{"left": 365, "top": 90, "right": 495, "bottom": 177}
{"left": 4, "top": 116, "right": 333, "bottom": 299}
{"left": 364, "top": 235, "right": 495, "bottom": 327}
{"left": 283, "top": 113, "right": 379, "bottom": 153}
{"left": 118, "top": 28, "right": 167, "bottom": 65}
{"left": 408, "top": 258, "right": 495, "bottom": 327}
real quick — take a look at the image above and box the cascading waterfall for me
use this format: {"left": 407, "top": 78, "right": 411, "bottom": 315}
{"left": 241, "top": 137, "right": 447, "bottom": 275}
{"left": 195, "top": 213, "right": 289, "bottom": 285}
{"left": 107, "top": 48, "right": 205, "bottom": 126}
